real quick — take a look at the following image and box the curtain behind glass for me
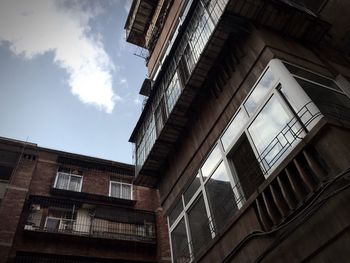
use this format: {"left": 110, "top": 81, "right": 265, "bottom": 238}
{"left": 56, "top": 173, "right": 69, "bottom": 189}
{"left": 111, "top": 182, "right": 121, "bottom": 198}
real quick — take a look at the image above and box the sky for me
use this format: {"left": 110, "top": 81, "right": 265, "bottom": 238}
{"left": 0, "top": 0, "right": 148, "bottom": 164}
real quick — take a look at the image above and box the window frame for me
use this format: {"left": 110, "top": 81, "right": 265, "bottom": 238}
{"left": 109, "top": 180, "right": 133, "bottom": 200}
{"left": 54, "top": 172, "right": 83, "bottom": 192}
{"left": 45, "top": 217, "right": 61, "bottom": 231}
{"left": 167, "top": 58, "right": 336, "bottom": 262}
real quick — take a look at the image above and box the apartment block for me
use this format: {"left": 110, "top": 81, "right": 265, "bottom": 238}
{"left": 125, "top": 0, "right": 350, "bottom": 262}
{"left": 0, "top": 137, "right": 170, "bottom": 263}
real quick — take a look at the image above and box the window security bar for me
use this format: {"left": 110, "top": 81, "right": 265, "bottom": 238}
{"left": 202, "top": 101, "right": 322, "bottom": 234}
{"left": 135, "top": 0, "right": 229, "bottom": 170}
{"left": 24, "top": 198, "right": 156, "bottom": 243}
{"left": 256, "top": 101, "right": 322, "bottom": 172}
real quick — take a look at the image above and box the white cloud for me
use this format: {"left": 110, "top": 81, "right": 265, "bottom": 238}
{"left": 0, "top": 0, "right": 118, "bottom": 113}
{"left": 134, "top": 96, "right": 142, "bottom": 105}
{"left": 123, "top": 1, "right": 132, "bottom": 14}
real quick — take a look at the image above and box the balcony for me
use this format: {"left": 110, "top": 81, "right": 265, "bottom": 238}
{"left": 24, "top": 196, "right": 156, "bottom": 244}
{"left": 129, "top": 0, "right": 331, "bottom": 186}
{"left": 169, "top": 101, "right": 350, "bottom": 262}
{"left": 124, "top": 0, "right": 159, "bottom": 48}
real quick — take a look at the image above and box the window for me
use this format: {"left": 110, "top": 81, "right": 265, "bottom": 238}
{"left": 166, "top": 72, "right": 182, "bottom": 112}
{"left": 171, "top": 218, "right": 190, "bottom": 263}
{"left": 221, "top": 109, "right": 248, "bottom": 151}
{"left": 295, "top": 78, "right": 350, "bottom": 122}
{"left": 169, "top": 199, "right": 183, "bottom": 226}
{"left": 244, "top": 69, "right": 277, "bottom": 116}
{"left": 201, "top": 144, "right": 221, "bottom": 179}
{"left": 155, "top": 98, "right": 167, "bottom": 135}
{"left": 54, "top": 169, "right": 82, "bottom": 192}
{"left": 205, "top": 162, "right": 238, "bottom": 231}
{"left": 187, "top": 195, "right": 212, "bottom": 256}
{"left": 44, "top": 208, "right": 76, "bottom": 232}
{"left": 248, "top": 95, "right": 296, "bottom": 172}
{"left": 184, "top": 173, "right": 201, "bottom": 204}
{"left": 109, "top": 181, "right": 132, "bottom": 200}
{"left": 168, "top": 59, "right": 336, "bottom": 262}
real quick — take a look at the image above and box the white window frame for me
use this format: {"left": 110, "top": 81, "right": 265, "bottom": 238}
{"left": 54, "top": 172, "right": 83, "bottom": 192}
{"left": 109, "top": 180, "right": 133, "bottom": 200}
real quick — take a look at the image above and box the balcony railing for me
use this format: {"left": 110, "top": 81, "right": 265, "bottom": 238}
{"left": 24, "top": 196, "right": 156, "bottom": 243}
{"left": 171, "top": 101, "right": 327, "bottom": 262}
{"left": 134, "top": 0, "right": 229, "bottom": 171}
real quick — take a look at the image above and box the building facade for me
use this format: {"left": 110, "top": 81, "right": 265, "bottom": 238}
{"left": 0, "top": 137, "right": 171, "bottom": 263}
{"left": 126, "top": 0, "right": 350, "bottom": 262}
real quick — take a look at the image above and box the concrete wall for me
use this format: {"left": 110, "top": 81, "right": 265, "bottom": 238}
{"left": 156, "top": 26, "right": 350, "bottom": 261}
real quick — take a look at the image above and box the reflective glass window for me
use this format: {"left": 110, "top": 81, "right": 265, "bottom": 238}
{"left": 221, "top": 109, "right": 248, "bottom": 151}
{"left": 244, "top": 69, "right": 277, "bottom": 116}
{"left": 296, "top": 78, "right": 350, "bottom": 121}
{"left": 169, "top": 199, "right": 183, "bottom": 226}
{"left": 184, "top": 173, "right": 201, "bottom": 205}
{"left": 201, "top": 144, "right": 222, "bottom": 179}
{"left": 188, "top": 195, "right": 212, "bottom": 256}
{"left": 284, "top": 63, "right": 341, "bottom": 91}
{"left": 248, "top": 95, "right": 292, "bottom": 170}
{"left": 171, "top": 219, "right": 190, "bottom": 263}
{"left": 205, "top": 162, "right": 237, "bottom": 231}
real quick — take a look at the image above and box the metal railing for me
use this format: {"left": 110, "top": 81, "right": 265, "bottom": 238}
{"left": 24, "top": 197, "right": 156, "bottom": 243}
{"left": 172, "top": 101, "right": 323, "bottom": 262}
{"left": 257, "top": 101, "right": 321, "bottom": 173}
{"left": 135, "top": 0, "right": 229, "bottom": 171}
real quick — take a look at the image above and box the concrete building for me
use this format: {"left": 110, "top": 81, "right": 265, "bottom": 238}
{"left": 0, "top": 137, "right": 170, "bottom": 263}
{"left": 125, "top": 0, "right": 350, "bottom": 262}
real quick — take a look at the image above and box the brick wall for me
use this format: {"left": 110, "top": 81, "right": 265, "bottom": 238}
{"left": 0, "top": 155, "right": 37, "bottom": 263}
{"left": 0, "top": 141, "right": 170, "bottom": 263}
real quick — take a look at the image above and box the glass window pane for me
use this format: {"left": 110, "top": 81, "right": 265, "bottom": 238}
{"left": 221, "top": 109, "right": 248, "bottom": 151}
{"left": 169, "top": 199, "right": 183, "bottom": 226}
{"left": 248, "top": 95, "right": 293, "bottom": 170}
{"left": 244, "top": 69, "right": 276, "bottom": 116}
{"left": 56, "top": 173, "right": 69, "bottom": 190}
{"left": 187, "top": 195, "right": 212, "bottom": 256}
{"left": 46, "top": 218, "right": 60, "bottom": 231}
{"left": 121, "top": 184, "right": 131, "bottom": 199}
{"left": 68, "top": 176, "right": 81, "bottom": 192}
{"left": 296, "top": 78, "right": 350, "bottom": 120}
{"left": 205, "top": 162, "right": 237, "bottom": 231}
{"left": 111, "top": 182, "right": 121, "bottom": 198}
{"left": 201, "top": 145, "right": 222, "bottom": 179}
{"left": 184, "top": 173, "right": 201, "bottom": 205}
{"left": 171, "top": 218, "right": 190, "bottom": 263}
{"left": 284, "top": 63, "right": 341, "bottom": 91}
{"left": 166, "top": 72, "right": 182, "bottom": 112}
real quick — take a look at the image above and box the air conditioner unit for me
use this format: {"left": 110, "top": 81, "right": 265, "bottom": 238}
{"left": 31, "top": 204, "right": 41, "bottom": 211}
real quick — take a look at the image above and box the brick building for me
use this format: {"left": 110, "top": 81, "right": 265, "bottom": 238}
{"left": 0, "top": 137, "right": 171, "bottom": 263}
{"left": 2, "top": 0, "right": 350, "bottom": 262}
{"left": 125, "top": 0, "right": 350, "bottom": 262}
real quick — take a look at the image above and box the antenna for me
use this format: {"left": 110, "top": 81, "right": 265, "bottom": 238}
{"left": 133, "top": 46, "right": 149, "bottom": 62}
